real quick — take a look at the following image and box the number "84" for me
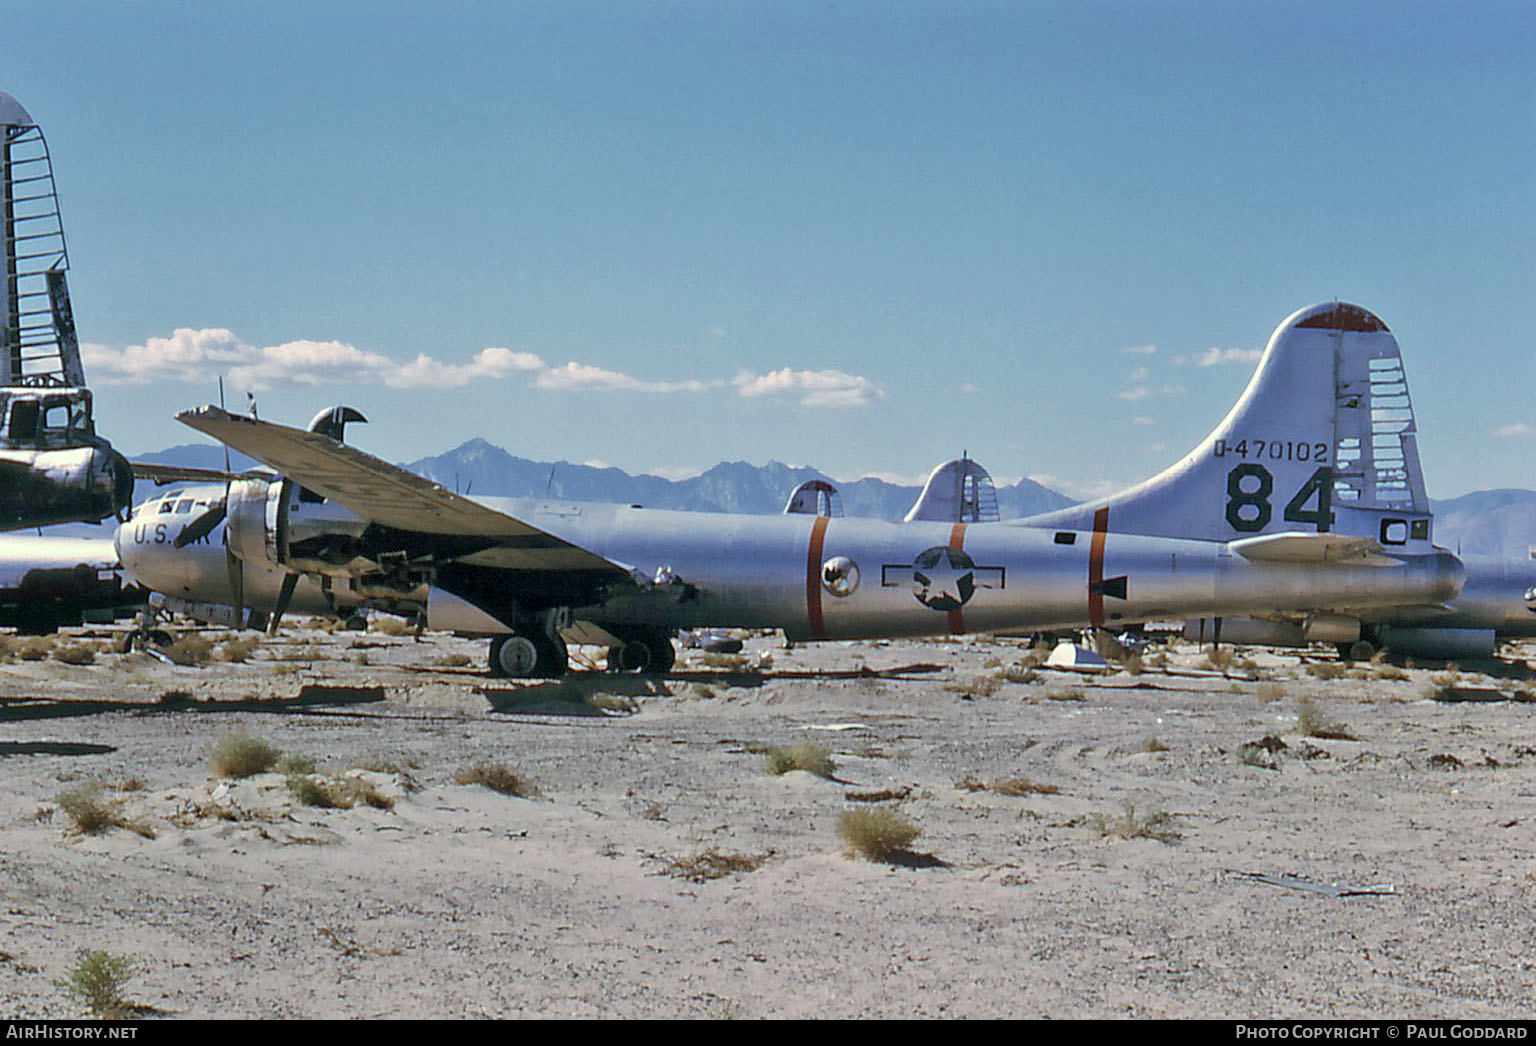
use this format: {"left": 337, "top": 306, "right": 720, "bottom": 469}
{"left": 1225, "top": 464, "right": 1333, "bottom": 533}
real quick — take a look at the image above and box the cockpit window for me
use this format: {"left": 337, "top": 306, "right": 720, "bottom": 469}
{"left": 175, "top": 499, "right": 194, "bottom": 514}
{"left": 158, "top": 500, "right": 176, "bottom": 514}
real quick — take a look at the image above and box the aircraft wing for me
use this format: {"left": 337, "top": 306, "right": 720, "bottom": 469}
{"left": 132, "top": 462, "right": 263, "bottom": 485}
{"left": 1226, "top": 532, "right": 1399, "bottom": 567}
{"left": 175, "top": 406, "right": 633, "bottom": 578}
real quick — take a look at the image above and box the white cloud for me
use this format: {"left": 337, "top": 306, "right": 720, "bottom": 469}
{"left": 1178, "top": 346, "right": 1263, "bottom": 367}
{"left": 82, "top": 327, "right": 884, "bottom": 414}
{"left": 1114, "top": 384, "right": 1184, "bottom": 403}
{"left": 732, "top": 368, "right": 882, "bottom": 408}
{"left": 535, "top": 361, "right": 718, "bottom": 393}
{"left": 1121, "top": 344, "right": 1157, "bottom": 356}
{"left": 1492, "top": 422, "right": 1534, "bottom": 438}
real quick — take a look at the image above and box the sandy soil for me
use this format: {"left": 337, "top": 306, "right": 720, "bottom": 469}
{"left": 0, "top": 622, "right": 1533, "bottom": 1019}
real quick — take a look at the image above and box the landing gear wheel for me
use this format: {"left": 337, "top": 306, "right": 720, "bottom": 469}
{"left": 609, "top": 632, "right": 675, "bottom": 675}
{"left": 489, "top": 635, "right": 540, "bottom": 677}
{"left": 1338, "top": 639, "right": 1377, "bottom": 663}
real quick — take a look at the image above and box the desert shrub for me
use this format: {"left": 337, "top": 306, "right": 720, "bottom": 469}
{"left": 56, "top": 782, "right": 117, "bottom": 835}
{"left": 210, "top": 732, "right": 281, "bottom": 778}
{"left": 1088, "top": 800, "right": 1181, "bottom": 842}
{"left": 1142, "top": 736, "right": 1171, "bottom": 753}
{"left": 1296, "top": 698, "right": 1356, "bottom": 740}
{"left": 165, "top": 634, "right": 213, "bottom": 666}
{"left": 53, "top": 642, "right": 98, "bottom": 666}
{"left": 1201, "top": 647, "right": 1235, "bottom": 672}
{"left": 764, "top": 740, "right": 836, "bottom": 778}
{"left": 987, "top": 776, "right": 1060, "bottom": 796}
{"left": 1044, "top": 686, "right": 1085, "bottom": 702}
{"left": 216, "top": 636, "right": 261, "bottom": 663}
{"left": 454, "top": 763, "right": 533, "bottom": 797}
{"left": 946, "top": 674, "right": 1001, "bottom": 698}
{"left": 838, "top": 807, "right": 920, "bottom": 862}
{"left": 372, "top": 615, "right": 413, "bottom": 636}
{"left": 1305, "top": 661, "right": 1347, "bottom": 681}
{"left": 17, "top": 637, "right": 53, "bottom": 661}
{"left": 662, "top": 850, "right": 767, "bottom": 883}
{"left": 275, "top": 752, "right": 316, "bottom": 775}
{"left": 996, "top": 663, "right": 1039, "bottom": 685}
{"left": 53, "top": 950, "right": 137, "bottom": 1019}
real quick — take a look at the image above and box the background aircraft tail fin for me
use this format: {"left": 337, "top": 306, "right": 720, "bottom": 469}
{"left": 1022, "top": 302, "right": 1435, "bottom": 551}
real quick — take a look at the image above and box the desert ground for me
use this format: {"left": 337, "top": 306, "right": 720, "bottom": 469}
{"left": 0, "top": 620, "right": 1533, "bottom": 1019}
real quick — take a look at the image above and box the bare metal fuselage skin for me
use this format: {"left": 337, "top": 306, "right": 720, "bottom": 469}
{"left": 117, "top": 486, "right": 1465, "bottom": 642}
{"left": 0, "top": 534, "right": 135, "bottom": 630}
{"left": 0, "top": 442, "right": 133, "bottom": 530}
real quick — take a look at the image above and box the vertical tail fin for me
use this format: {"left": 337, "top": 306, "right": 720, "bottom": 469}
{"left": 1023, "top": 302, "right": 1435, "bottom": 552}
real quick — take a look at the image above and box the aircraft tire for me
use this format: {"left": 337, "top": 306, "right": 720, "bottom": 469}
{"left": 489, "top": 635, "right": 540, "bottom": 677}
{"left": 1337, "top": 639, "right": 1377, "bottom": 662}
{"left": 642, "top": 634, "right": 675, "bottom": 675}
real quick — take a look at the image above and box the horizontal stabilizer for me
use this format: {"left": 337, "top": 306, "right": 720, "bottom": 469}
{"left": 1227, "top": 532, "right": 1397, "bottom": 566}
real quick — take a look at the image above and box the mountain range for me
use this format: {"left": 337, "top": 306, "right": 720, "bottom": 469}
{"left": 107, "top": 438, "right": 1536, "bottom": 560}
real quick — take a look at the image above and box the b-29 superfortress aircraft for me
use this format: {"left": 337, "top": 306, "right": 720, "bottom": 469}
{"left": 118, "top": 302, "right": 1465, "bottom": 675}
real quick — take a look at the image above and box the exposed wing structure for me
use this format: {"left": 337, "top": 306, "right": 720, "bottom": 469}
{"left": 176, "top": 406, "right": 631, "bottom": 578}
{"left": 131, "top": 462, "right": 259, "bottom": 485}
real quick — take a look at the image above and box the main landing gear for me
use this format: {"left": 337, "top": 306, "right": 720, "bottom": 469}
{"left": 488, "top": 631, "right": 568, "bottom": 678}
{"left": 487, "top": 607, "right": 570, "bottom": 679}
{"left": 606, "top": 630, "right": 676, "bottom": 676}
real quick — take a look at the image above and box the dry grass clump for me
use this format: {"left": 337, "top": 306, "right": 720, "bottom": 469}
{"left": 216, "top": 636, "right": 261, "bottom": 662}
{"left": 1296, "top": 697, "right": 1357, "bottom": 740}
{"left": 17, "top": 636, "right": 53, "bottom": 661}
{"left": 1200, "top": 647, "right": 1235, "bottom": 672}
{"left": 586, "top": 691, "right": 639, "bottom": 714}
{"left": 53, "top": 949, "right": 139, "bottom": 1019}
{"left": 1142, "top": 736, "right": 1171, "bottom": 753}
{"left": 1087, "top": 800, "right": 1181, "bottom": 842}
{"left": 52, "top": 642, "right": 99, "bottom": 666}
{"left": 957, "top": 774, "right": 1061, "bottom": 796}
{"left": 661, "top": 849, "right": 768, "bottom": 883}
{"left": 1255, "top": 681, "right": 1288, "bottom": 703}
{"left": 286, "top": 773, "right": 395, "bottom": 810}
{"left": 435, "top": 652, "right": 473, "bottom": 668}
{"left": 1305, "top": 660, "right": 1348, "bottom": 681}
{"left": 165, "top": 634, "right": 213, "bottom": 666}
{"left": 1044, "top": 686, "right": 1085, "bottom": 702}
{"left": 946, "top": 674, "right": 1001, "bottom": 698}
{"left": 838, "top": 807, "right": 921, "bottom": 862}
{"left": 210, "top": 732, "right": 281, "bottom": 778}
{"left": 371, "top": 614, "right": 414, "bottom": 636}
{"left": 55, "top": 782, "right": 154, "bottom": 839}
{"left": 764, "top": 740, "right": 836, "bottom": 778}
{"left": 454, "top": 762, "right": 534, "bottom": 797}
{"left": 995, "top": 663, "right": 1040, "bottom": 685}
{"left": 1371, "top": 664, "right": 1410, "bottom": 681}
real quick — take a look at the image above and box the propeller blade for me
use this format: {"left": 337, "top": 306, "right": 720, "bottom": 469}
{"left": 225, "top": 547, "right": 245, "bottom": 628}
{"left": 268, "top": 571, "right": 300, "bottom": 635}
{"left": 173, "top": 501, "right": 227, "bottom": 548}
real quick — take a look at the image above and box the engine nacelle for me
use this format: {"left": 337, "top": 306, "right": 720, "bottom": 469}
{"left": 1379, "top": 627, "right": 1497, "bottom": 661}
{"left": 225, "top": 476, "right": 370, "bottom": 577}
{"left": 1182, "top": 613, "right": 1361, "bottom": 648}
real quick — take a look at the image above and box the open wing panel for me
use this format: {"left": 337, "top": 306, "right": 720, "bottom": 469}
{"left": 177, "top": 406, "right": 632, "bottom": 580}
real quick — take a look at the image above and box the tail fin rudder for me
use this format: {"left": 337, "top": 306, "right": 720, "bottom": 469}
{"left": 1021, "top": 302, "right": 1434, "bottom": 552}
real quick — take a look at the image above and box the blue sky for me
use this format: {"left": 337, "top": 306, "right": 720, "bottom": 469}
{"left": 7, "top": 0, "right": 1533, "bottom": 499}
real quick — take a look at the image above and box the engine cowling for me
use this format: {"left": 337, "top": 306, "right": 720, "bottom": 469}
{"left": 225, "top": 476, "right": 370, "bottom": 576}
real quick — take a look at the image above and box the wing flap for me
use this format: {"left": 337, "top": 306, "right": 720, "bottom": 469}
{"left": 1227, "top": 531, "right": 1398, "bottom": 566}
{"left": 176, "top": 406, "right": 632, "bottom": 580}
